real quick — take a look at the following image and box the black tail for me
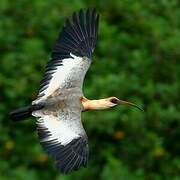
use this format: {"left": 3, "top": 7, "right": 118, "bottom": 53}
{"left": 9, "top": 104, "right": 44, "bottom": 121}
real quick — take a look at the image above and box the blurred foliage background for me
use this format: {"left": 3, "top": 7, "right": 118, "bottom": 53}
{"left": 0, "top": 0, "right": 180, "bottom": 179}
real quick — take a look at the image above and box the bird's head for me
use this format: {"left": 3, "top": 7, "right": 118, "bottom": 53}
{"left": 107, "top": 97, "right": 144, "bottom": 111}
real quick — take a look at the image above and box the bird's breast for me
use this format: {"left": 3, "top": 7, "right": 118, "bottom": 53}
{"left": 43, "top": 88, "right": 83, "bottom": 111}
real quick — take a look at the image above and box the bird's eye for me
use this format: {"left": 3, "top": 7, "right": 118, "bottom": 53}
{"left": 110, "top": 98, "right": 119, "bottom": 104}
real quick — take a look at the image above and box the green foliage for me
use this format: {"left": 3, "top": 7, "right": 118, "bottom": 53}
{"left": 0, "top": 0, "right": 180, "bottom": 179}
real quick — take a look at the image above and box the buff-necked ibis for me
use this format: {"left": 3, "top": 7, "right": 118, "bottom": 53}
{"left": 10, "top": 9, "right": 143, "bottom": 174}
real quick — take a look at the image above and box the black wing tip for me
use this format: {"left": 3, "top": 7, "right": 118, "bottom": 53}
{"left": 55, "top": 137, "right": 89, "bottom": 174}
{"left": 37, "top": 124, "right": 89, "bottom": 174}
{"left": 78, "top": 8, "right": 98, "bottom": 15}
{"left": 51, "top": 8, "right": 99, "bottom": 60}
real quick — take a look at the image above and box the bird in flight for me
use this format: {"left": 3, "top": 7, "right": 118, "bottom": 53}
{"left": 10, "top": 9, "right": 143, "bottom": 174}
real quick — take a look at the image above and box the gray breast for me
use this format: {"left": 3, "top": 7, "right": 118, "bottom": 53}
{"left": 39, "top": 87, "right": 83, "bottom": 114}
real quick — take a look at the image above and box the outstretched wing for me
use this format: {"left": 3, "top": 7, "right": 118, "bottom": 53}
{"left": 34, "top": 9, "right": 99, "bottom": 104}
{"left": 35, "top": 109, "right": 88, "bottom": 174}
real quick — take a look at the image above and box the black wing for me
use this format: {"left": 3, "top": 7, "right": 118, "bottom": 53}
{"left": 52, "top": 8, "right": 99, "bottom": 60}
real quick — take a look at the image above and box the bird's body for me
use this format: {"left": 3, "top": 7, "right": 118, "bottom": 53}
{"left": 10, "top": 9, "right": 143, "bottom": 174}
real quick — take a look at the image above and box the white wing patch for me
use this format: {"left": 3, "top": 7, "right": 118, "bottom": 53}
{"left": 37, "top": 114, "right": 79, "bottom": 146}
{"left": 33, "top": 54, "right": 90, "bottom": 104}
{"left": 42, "top": 54, "right": 81, "bottom": 98}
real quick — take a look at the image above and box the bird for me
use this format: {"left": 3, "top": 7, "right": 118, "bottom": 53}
{"left": 9, "top": 8, "right": 143, "bottom": 174}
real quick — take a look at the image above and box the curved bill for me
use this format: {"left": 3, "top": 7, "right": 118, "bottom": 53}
{"left": 117, "top": 100, "right": 144, "bottom": 111}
